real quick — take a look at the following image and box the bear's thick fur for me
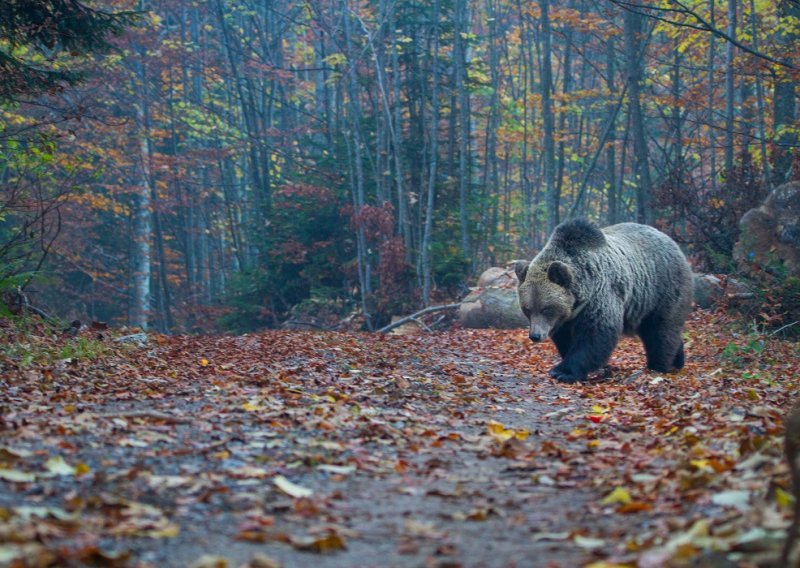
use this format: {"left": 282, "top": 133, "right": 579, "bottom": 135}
{"left": 515, "top": 219, "right": 693, "bottom": 383}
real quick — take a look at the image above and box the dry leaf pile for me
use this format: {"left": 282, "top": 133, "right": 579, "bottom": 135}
{"left": 0, "top": 311, "right": 797, "bottom": 567}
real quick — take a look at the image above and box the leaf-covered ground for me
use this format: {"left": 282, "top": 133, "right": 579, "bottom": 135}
{"left": 1, "top": 311, "right": 798, "bottom": 567}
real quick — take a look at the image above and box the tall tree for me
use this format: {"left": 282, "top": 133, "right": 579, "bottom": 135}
{"left": 540, "top": 0, "right": 558, "bottom": 233}
{"left": 772, "top": 0, "right": 799, "bottom": 186}
{"left": 624, "top": 7, "right": 653, "bottom": 225}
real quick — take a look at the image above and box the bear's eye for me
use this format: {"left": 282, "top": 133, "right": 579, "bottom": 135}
{"left": 541, "top": 306, "right": 556, "bottom": 318}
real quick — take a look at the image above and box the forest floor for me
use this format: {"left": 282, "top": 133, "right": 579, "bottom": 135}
{"left": 1, "top": 310, "right": 799, "bottom": 568}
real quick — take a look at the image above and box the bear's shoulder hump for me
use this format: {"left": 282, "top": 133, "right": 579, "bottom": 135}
{"left": 551, "top": 219, "right": 606, "bottom": 253}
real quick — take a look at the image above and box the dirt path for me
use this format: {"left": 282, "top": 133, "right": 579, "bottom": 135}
{"left": 1, "top": 312, "right": 796, "bottom": 567}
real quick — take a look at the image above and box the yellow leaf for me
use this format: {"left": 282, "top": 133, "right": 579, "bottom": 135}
{"left": 75, "top": 462, "right": 91, "bottom": 476}
{"left": 200, "top": 358, "right": 209, "bottom": 367}
{"left": 146, "top": 524, "right": 180, "bottom": 538}
{"left": 487, "top": 421, "right": 529, "bottom": 441}
{"left": 776, "top": 487, "right": 795, "bottom": 509}
{"left": 690, "top": 459, "right": 711, "bottom": 470}
{"left": 242, "top": 400, "right": 261, "bottom": 412}
{"left": 600, "top": 487, "right": 632, "bottom": 506}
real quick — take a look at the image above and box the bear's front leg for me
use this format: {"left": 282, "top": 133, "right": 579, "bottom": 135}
{"left": 549, "top": 317, "right": 620, "bottom": 383}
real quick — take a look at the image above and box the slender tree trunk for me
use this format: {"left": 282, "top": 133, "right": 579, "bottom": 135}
{"left": 708, "top": 0, "right": 718, "bottom": 192}
{"left": 724, "top": 0, "right": 737, "bottom": 176}
{"left": 624, "top": 8, "right": 653, "bottom": 225}
{"left": 421, "top": 0, "right": 441, "bottom": 305}
{"left": 540, "top": 0, "right": 558, "bottom": 233}
{"left": 131, "top": 99, "right": 152, "bottom": 330}
{"left": 129, "top": 2, "right": 152, "bottom": 329}
{"left": 483, "top": 0, "right": 501, "bottom": 253}
{"left": 555, "top": 0, "right": 574, "bottom": 217}
{"left": 772, "top": 0, "right": 799, "bottom": 186}
{"left": 605, "top": 34, "right": 619, "bottom": 225}
{"left": 455, "top": 0, "right": 471, "bottom": 262}
{"left": 517, "top": 1, "right": 533, "bottom": 246}
{"left": 390, "top": 9, "right": 411, "bottom": 257}
{"left": 748, "top": 0, "right": 770, "bottom": 188}
{"left": 672, "top": 38, "right": 683, "bottom": 185}
{"left": 343, "top": 1, "right": 372, "bottom": 328}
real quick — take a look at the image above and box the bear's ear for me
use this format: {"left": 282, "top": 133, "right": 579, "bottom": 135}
{"left": 514, "top": 260, "right": 529, "bottom": 283}
{"left": 547, "top": 261, "right": 574, "bottom": 289}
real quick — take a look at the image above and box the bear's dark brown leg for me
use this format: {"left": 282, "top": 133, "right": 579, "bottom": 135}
{"left": 639, "top": 314, "right": 683, "bottom": 372}
{"left": 551, "top": 320, "right": 575, "bottom": 358}
{"left": 550, "top": 316, "right": 619, "bottom": 383}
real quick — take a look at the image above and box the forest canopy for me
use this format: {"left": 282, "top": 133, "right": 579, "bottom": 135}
{"left": 0, "top": 0, "right": 798, "bottom": 332}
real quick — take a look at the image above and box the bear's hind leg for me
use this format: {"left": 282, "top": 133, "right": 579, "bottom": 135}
{"left": 672, "top": 342, "right": 685, "bottom": 370}
{"left": 639, "top": 315, "right": 683, "bottom": 373}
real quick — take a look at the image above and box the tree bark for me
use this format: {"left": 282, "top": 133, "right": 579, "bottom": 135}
{"left": 605, "top": 33, "right": 619, "bottom": 225}
{"left": 455, "top": 0, "right": 471, "bottom": 262}
{"left": 624, "top": 8, "right": 653, "bottom": 225}
{"left": 343, "top": 1, "right": 373, "bottom": 328}
{"left": 421, "top": 0, "right": 441, "bottom": 305}
{"left": 724, "top": 0, "right": 737, "bottom": 176}
{"left": 540, "top": 0, "right": 558, "bottom": 233}
{"left": 772, "top": 0, "right": 799, "bottom": 186}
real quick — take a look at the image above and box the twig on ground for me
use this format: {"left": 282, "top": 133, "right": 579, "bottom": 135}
{"left": 97, "top": 410, "right": 195, "bottom": 424}
{"left": 771, "top": 321, "right": 799, "bottom": 336}
{"left": 377, "top": 303, "right": 460, "bottom": 334}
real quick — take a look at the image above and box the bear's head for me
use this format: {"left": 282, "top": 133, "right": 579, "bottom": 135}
{"left": 515, "top": 260, "right": 575, "bottom": 342}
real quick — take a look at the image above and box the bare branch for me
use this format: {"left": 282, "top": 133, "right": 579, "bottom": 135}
{"left": 608, "top": 0, "right": 794, "bottom": 68}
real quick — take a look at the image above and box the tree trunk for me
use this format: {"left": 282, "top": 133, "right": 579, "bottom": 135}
{"left": 748, "top": 0, "right": 770, "bottom": 188}
{"left": 772, "top": 0, "right": 799, "bottom": 186}
{"left": 455, "top": 0, "right": 471, "bottom": 262}
{"left": 624, "top": 8, "right": 653, "bottom": 225}
{"left": 129, "top": 4, "right": 152, "bottom": 330}
{"left": 724, "top": 0, "right": 737, "bottom": 176}
{"left": 708, "top": 0, "right": 718, "bottom": 192}
{"left": 540, "top": 0, "right": 558, "bottom": 233}
{"left": 421, "top": 0, "right": 441, "bottom": 305}
{"left": 605, "top": 33, "right": 619, "bottom": 225}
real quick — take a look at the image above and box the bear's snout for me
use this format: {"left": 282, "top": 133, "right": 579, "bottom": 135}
{"left": 527, "top": 321, "right": 550, "bottom": 342}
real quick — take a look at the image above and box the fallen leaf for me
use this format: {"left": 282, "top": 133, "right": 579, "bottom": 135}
{"left": 574, "top": 535, "right": 606, "bottom": 549}
{"left": 0, "top": 468, "right": 36, "bottom": 482}
{"left": 600, "top": 487, "right": 632, "bottom": 506}
{"left": 273, "top": 475, "right": 313, "bottom": 498}
{"left": 290, "top": 532, "right": 347, "bottom": 553}
{"left": 711, "top": 489, "right": 751, "bottom": 510}
{"left": 316, "top": 464, "right": 356, "bottom": 475}
{"left": 44, "top": 456, "right": 76, "bottom": 476}
{"left": 190, "top": 555, "right": 228, "bottom": 568}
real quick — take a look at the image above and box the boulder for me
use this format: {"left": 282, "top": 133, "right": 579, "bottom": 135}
{"left": 693, "top": 274, "right": 724, "bottom": 309}
{"left": 692, "top": 273, "right": 755, "bottom": 309}
{"left": 458, "top": 287, "right": 528, "bottom": 329}
{"left": 734, "top": 181, "right": 800, "bottom": 279}
{"left": 459, "top": 264, "right": 528, "bottom": 329}
{"left": 476, "top": 266, "right": 517, "bottom": 288}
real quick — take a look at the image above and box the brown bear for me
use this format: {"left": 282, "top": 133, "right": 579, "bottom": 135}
{"left": 515, "top": 219, "right": 693, "bottom": 383}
